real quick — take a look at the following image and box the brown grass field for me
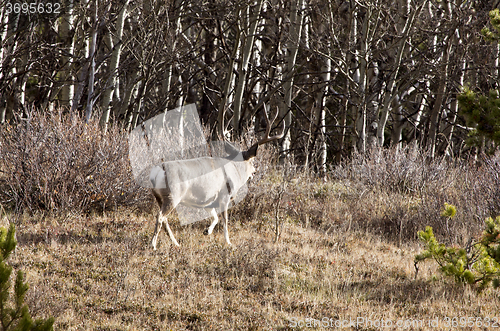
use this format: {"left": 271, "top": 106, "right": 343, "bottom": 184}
{"left": 5, "top": 205, "right": 500, "bottom": 331}
{"left": 2, "top": 114, "right": 500, "bottom": 330}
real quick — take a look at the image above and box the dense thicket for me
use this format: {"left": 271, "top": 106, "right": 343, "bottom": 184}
{"left": 0, "top": 111, "right": 150, "bottom": 213}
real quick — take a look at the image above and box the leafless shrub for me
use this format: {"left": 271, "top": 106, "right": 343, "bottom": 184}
{"left": 331, "top": 145, "right": 449, "bottom": 195}
{"left": 475, "top": 154, "right": 500, "bottom": 215}
{"left": 0, "top": 110, "right": 150, "bottom": 214}
{"left": 327, "top": 146, "right": 500, "bottom": 243}
{"left": 242, "top": 145, "right": 500, "bottom": 245}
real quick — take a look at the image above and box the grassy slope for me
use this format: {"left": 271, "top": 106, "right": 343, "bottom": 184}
{"left": 2, "top": 113, "right": 499, "bottom": 330}
{"left": 6, "top": 210, "right": 500, "bottom": 331}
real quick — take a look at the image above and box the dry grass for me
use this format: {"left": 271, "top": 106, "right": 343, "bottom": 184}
{"left": 2, "top": 112, "right": 500, "bottom": 329}
{"left": 4, "top": 208, "right": 500, "bottom": 331}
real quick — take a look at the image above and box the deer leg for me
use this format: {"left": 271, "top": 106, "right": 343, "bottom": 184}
{"left": 162, "top": 202, "right": 179, "bottom": 247}
{"left": 222, "top": 208, "right": 231, "bottom": 246}
{"left": 163, "top": 220, "right": 179, "bottom": 247}
{"left": 152, "top": 199, "right": 179, "bottom": 249}
{"left": 204, "top": 209, "right": 219, "bottom": 235}
{"left": 152, "top": 211, "right": 163, "bottom": 250}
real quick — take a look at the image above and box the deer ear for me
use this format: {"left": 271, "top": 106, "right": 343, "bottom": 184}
{"left": 242, "top": 144, "right": 258, "bottom": 160}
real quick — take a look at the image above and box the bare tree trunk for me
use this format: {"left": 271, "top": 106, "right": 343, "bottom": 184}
{"left": 494, "top": 43, "right": 499, "bottom": 88}
{"left": 119, "top": 69, "right": 139, "bottom": 120}
{"left": 353, "top": 5, "right": 372, "bottom": 154}
{"left": 315, "top": 51, "right": 330, "bottom": 175}
{"left": 71, "top": 0, "right": 90, "bottom": 112}
{"left": 439, "top": 0, "right": 468, "bottom": 156}
{"left": 100, "top": 0, "right": 129, "bottom": 130}
{"left": 327, "top": 1, "right": 349, "bottom": 162}
{"left": 377, "top": 0, "right": 426, "bottom": 146}
{"left": 280, "top": 0, "right": 305, "bottom": 161}
{"left": 129, "top": 80, "right": 145, "bottom": 130}
{"left": 218, "top": 12, "right": 241, "bottom": 137}
{"left": 199, "top": 0, "right": 217, "bottom": 125}
{"left": 428, "top": 0, "right": 456, "bottom": 159}
{"left": 250, "top": 2, "right": 266, "bottom": 126}
{"left": 347, "top": 2, "right": 358, "bottom": 152}
{"left": 162, "top": 0, "right": 184, "bottom": 113}
{"left": 390, "top": 0, "right": 409, "bottom": 150}
{"left": 0, "top": 6, "right": 7, "bottom": 65}
{"left": 0, "top": 6, "right": 9, "bottom": 122}
{"left": 2, "top": 7, "right": 26, "bottom": 115}
{"left": 85, "top": 0, "right": 98, "bottom": 123}
{"left": 59, "top": 0, "right": 75, "bottom": 109}
{"left": 390, "top": 96, "right": 404, "bottom": 147}
{"left": 428, "top": 36, "right": 451, "bottom": 159}
{"left": 124, "top": 77, "right": 141, "bottom": 131}
{"left": 232, "top": 0, "right": 264, "bottom": 134}
{"left": 408, "top": 81, "right": 428, "bottom": 144}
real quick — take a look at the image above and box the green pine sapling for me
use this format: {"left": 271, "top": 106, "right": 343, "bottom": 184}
{"left": 0, "top": 223, "right": 54, "bottom": 331}
{"left": 415, "top": 204, "right": 500, "bottom": 291}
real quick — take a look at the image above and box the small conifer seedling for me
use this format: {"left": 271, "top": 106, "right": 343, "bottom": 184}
{"left": 0, "top": 223, "right": 54, "bottom": 331}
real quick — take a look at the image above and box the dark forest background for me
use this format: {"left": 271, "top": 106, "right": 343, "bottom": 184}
{"left": 1, "top": 0, "right": 499, "bottom": 170}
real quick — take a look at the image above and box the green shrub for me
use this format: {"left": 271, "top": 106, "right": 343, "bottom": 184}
{"left": 440, "top": 203, "right": 456, "bottom": 218}
{"left": 458, "top": 87, "right": 500, "bottom": 153}
{"left": 0, "top": 223, "right": 54, "bottom": 330}
{"left": 481, "top": 9, "right": 500, "bottom": 42}
{"left": 415, "top": 204, "right": 500, "bottom": 290}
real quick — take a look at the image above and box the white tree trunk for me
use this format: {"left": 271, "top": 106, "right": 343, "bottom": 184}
{"left": 377, "top": 0, "right": 427, "bottom": 146}
{"left": 280, "top": 0, "right": 305, "bottom": 160}
{"left": 59, "top": 0, "right": 75, "bottom": 109}
{"left": 85, "top": 0, "right": 98, "bottom": 123}
{"left": 232, "top": 0, "right": 264, "bottom": 133}
{"left": 0, "top": 5, "right": 9, "bottom": 73}
{"left": 428, "top": 37, "right": 451, "bottom": 159}
{"left": 71, "top": 0, "right": 90, "bottom": 112}
{"left": 354, "top": 5, "right": 372, "bottom": 154}
{"left": 390, "top": 96, "right": 404, "bottom": 148}
{"left": 428, "top": 0, "right": 454, "bottom": 159}
{"left": 439, "top": 0, "right": 468, "bottom": 156}
{"left": 162, "top": 0, "right": 184, "bottom": 112}
{"left": 100, "top": 0, "right": 129, "bottom": 130}
{"left": 129, "top": 81, "right": 145, "bottom": 130}
{"left": 0, "top": 6, "right": 9, "bottom": 122}
{"left": 315, "top": 49, "right": 331, "bottom": 175}
{"left": 494, "top": 42, "right": 499, "bottom": 87}
{"left": 218, "top": 11, "right": 241, "bottom": 137}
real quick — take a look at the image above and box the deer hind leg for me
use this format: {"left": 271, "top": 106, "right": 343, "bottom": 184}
{"left": 151, "top": 190, "right": 179, "bottom": 249}
{"left": 222, "top": 207, "right": 231, "bottom": 246}
{"left": 152, "top": 211, "right": 163, "bottom": 250}
{"left": 151, "top": 189, "right": 164, "bottom": 250}
{"left": 162, "top": 212, "right": 179, "bottom": 247}
{"left": 204, "top": 209, "right": 219, "bottom": 236}
{"left": 152, "top": 210, "right": 179, "bottom": 249}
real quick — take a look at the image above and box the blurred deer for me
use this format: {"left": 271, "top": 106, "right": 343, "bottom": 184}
{"left": 149, "top": 105, "right": 284, "bottom": 249}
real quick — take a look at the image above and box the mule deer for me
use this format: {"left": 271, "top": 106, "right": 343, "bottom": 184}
{"left": 150, "top": 105, "right": 284, "bottom": 249}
